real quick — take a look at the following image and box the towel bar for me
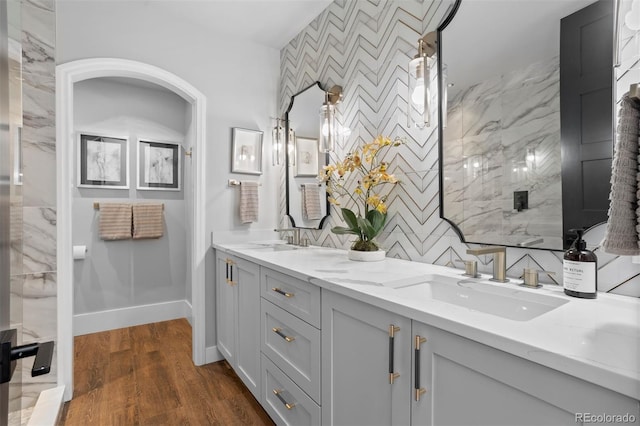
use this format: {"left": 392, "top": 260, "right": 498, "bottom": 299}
{"left": 228, "top": 179, "right": 262, "bottom": 187}
{"left": 93, "top": 202, "right": 164, "bottom": 210}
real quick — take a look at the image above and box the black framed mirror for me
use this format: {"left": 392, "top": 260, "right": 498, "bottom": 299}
{"left": 284, "top": 81, "right": 331, "bottom": 229}
{"left": 437, "top": 0, "right": 613, "bottom": 251}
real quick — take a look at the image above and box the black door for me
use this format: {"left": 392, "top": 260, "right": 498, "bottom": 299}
{"left": 560, "top": 0, "right": 614, "bottom": 248}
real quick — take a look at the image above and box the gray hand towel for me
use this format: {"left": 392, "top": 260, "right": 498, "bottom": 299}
{"left": 601, "top": 94, "right": 640, "bottom": 255}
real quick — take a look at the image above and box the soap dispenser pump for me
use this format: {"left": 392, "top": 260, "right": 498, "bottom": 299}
{"left": 563, "top": 229, "right": 597, "bottom": 299}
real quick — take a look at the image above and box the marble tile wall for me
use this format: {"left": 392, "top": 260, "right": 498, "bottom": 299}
{"left": 443, "top": 57, "right": 563, "bottom": 249}
{"left": 279, "top": 0, "right": 640, "bottom": 298}
{"left": 8, "top": 0, "right": 57, "bottom": 421}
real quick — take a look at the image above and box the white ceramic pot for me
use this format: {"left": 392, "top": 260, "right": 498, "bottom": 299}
{"left": 348, "top": 249, "right": 386, "bottom": 262}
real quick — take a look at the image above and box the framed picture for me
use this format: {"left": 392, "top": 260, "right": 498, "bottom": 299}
{"left": 295, "top": 137, "right": 319, "bottom": 177}
{"left": 137, "top": 139, "right": 181, "bottom": 191}
{"left": 231, "top": 127, "right": 263, "bottom": 175}
{"left": 77, "top": 133, "right": 129, "bottom": 189}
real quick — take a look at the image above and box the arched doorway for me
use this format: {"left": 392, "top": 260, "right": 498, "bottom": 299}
{"left": 56, "top": 58, "right": 207, "bottom": 400}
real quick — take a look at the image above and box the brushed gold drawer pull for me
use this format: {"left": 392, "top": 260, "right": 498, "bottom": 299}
{"left": 272, "top": 389, "right": 295, "bottom": 410}
{"left": 272, "top": 287, "right": 294, "bottom": 298}
{"left": 272, "top": 327, "right": 295, "bottom": 342}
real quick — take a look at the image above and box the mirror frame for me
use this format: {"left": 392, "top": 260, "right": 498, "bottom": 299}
{"left": 436, "top": 0, "right": 610, "bottom": 251}
{"left": 437, "top": 0, "right": 465, "bottom": 244}
{"left": 284, "top": 81, "right": 331, "bottom": 229}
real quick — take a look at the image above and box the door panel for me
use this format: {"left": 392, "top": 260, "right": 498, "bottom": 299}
{"left": 560, "top": 0, "right": 613, "bottom": 246}
{"left": 321, "top": 291, "right": 411, "bottom": 426}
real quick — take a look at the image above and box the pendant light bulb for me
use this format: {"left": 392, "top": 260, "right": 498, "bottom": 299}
{"left": 411, "top": 77, "right": 425, "bottom": 107}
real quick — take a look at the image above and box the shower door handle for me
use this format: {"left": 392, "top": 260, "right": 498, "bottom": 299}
{"left": 0, "top": 329, "right": 54, "bottom": 384}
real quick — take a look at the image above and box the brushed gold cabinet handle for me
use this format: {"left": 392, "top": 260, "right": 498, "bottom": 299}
{"left": 272, "top": 287, "right": 294, "bottom": 298}
{"left": 272, "top": 327, "right": 295, "bottom": 342}
{"left": 272, "top": 389, "right": 295, "bottom": 410}
{"left": 414, "top": 335, "right": 427, "bottom": 401}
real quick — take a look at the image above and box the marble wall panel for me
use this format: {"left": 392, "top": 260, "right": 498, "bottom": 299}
{"left": 14, "top": 0, "right": 58, "bottom": 418}
{"left": 21, "top": 0, "right": 56, "bottom": 209}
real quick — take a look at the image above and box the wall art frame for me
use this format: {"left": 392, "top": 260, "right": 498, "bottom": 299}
{"left": 137, "top": 138, "right": 182, "bottom": 191}
{"left": 231, "top": 127, "right": 263, "bottom": 175}
{"left": 77, "top": 132, "right": 129, "bottom": 189}
{"left": 294, "top": 136, "right": 319, "bottom": 177}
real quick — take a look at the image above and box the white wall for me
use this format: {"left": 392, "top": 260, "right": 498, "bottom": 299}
{"left": 56, "top": 1, "right": 281, "bottom": 345}
{"left": 72, "top": 78, "right": 188, "bottom": 324}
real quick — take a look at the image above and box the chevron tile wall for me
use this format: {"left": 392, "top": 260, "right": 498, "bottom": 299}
{"left": 278, "top": 0, "right": 640, "bottom": 298}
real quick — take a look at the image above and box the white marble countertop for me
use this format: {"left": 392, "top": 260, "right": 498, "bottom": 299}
{"left": 212, "top": 241, "right": 640, "bottom": 400}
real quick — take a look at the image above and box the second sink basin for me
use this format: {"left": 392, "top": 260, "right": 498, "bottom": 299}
{"left": 393, "top": 278, "right": 568, "bottom": 321}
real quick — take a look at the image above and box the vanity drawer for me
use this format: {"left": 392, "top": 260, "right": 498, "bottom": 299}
{"left": 262, "top": 354, "right": 320, "bottom": 426}
{"left": 261, "top": 267, "right": 320, "bottom": 328}
{"left": 261, "top": 299, "right": 321, "bottom": 403}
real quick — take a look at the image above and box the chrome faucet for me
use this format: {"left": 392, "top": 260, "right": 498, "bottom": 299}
{"left": 466, "top": 246, "right": 509, "bottom": 283}
{"left": 274, "top": 228, "right": 300, "bottom": 245}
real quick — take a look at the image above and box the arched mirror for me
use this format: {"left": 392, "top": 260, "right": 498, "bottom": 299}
{"left": 285, "top": 82, "right": 330, "bottom": 229}
{"left": 438, "top": 0, "right": 614, "bottom": 251}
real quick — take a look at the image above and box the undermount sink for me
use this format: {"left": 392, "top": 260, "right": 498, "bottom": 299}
{"left": 393, "top": 276, "right": 569, "bottom": 321}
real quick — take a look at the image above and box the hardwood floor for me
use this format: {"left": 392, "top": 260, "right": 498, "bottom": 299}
{"left": 60, "top": 319, "right": 275, "bottom": 425}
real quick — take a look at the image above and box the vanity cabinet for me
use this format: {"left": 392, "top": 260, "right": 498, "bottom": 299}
{"left": 321, "top": 290, "right": 411, "bottom": 426}
{"left": 214, "top": 248, "right": 639, "bottom": 426}
{"left": 321, "top": 288, "right": 639, "bottom": 426}
{"left": 411, "top": 321, "right": 640, "bottom": 426}
{"left": 260, "top": 267, "right": 322, "bottom": 425}
{"left": 215, "top": 251, "right": 261, "bottom": 400}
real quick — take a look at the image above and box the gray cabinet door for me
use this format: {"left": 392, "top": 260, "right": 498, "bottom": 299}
{"left": 235, "top": 257, "right": 261, "bottom": 400}
{"left": 321, "top": 290, "right": 411, "bottom": 426}
{"left": 411, "top": 321, "right": 640, "bottom": 426}
{"left": 215, "top": 251, "right": 236, "bottom": 365}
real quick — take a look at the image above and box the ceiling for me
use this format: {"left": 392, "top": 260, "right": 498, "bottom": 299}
{"left": 152, "top": 0, "right": 334, "bottom": 50}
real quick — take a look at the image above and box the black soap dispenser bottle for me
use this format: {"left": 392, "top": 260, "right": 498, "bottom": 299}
{"left": 563, "top": 229, "right": 597, "bottom": 298}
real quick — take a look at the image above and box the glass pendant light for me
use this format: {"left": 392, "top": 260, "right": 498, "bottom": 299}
{"left": 408, "top": 32, "right": 436, "bottom": 128}
{"left": 318, "top": 85, "right": 343, "bottom": 153}
{"left": 272, "top": 118, "right": 284, "bottom": 166}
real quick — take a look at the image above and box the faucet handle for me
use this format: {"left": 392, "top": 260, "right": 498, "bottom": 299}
{"left": 520, "top": 268, "right": 555, "bottom": 288}
{"left": 455, "top": 259, "right": 479, "bottom": 278}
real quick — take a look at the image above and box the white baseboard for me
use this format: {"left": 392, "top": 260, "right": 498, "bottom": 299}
{"left": 205, "top": 345, "right": 224, "bottom": 364}
{"left": 73, "top": 300, "right": 192, "bottom": 336}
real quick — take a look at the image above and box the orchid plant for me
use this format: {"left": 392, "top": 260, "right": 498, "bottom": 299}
{"left": 318, "top": 135, "right": 404, "bottom": 251}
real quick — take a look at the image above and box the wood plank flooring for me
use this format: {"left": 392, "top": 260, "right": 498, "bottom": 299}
{"left": 60, "top": 319, "right": 275, "bottom": 425}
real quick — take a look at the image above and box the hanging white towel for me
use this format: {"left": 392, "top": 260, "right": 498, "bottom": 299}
{"left": 239, "top": 181, "right": 259, "bottom": 223}
{"left": 601, "top": 94, "right": 640, "bottom": 255}
{"left": 301, "top": 184, "right": 322, "bottom": 220}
